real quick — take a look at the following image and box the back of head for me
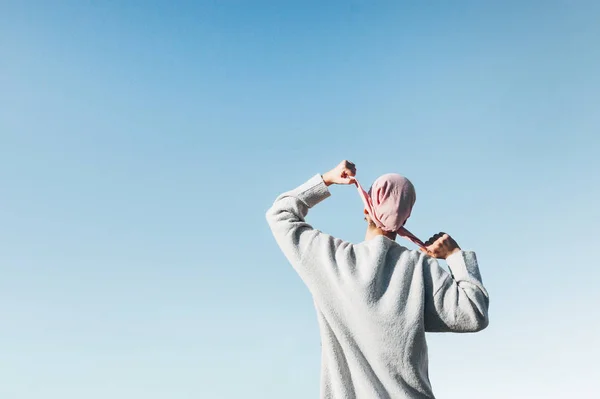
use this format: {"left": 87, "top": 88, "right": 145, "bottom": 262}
{"left": 367, "top": 173, "right": 416, "bottom": 232}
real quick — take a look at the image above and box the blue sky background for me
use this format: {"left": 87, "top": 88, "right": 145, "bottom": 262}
{"left": 1, "top": 1, "right": 599, "bottom": 398}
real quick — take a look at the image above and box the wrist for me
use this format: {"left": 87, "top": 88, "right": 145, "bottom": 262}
{"left": 322, "top": 172, "right": 333, "bottom": 186}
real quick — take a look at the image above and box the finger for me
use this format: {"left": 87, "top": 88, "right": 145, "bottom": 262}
{"left": 429, "top": 244, "right": 442, "bottom": 254}
{"left": 427, "top": 242, "right": 445, "bottom": 258}
{"left": 425, "top": 245, "right": 440, "bottom": 257}
{"left": 433, "top": 233, "right": 444, "bottom": 243}
{"left": 430, "top": 238, "right": 442, "bottom": 248}
{"left": 436, "top": 233, "right": 453, "bottom": 247}
{"left": 425, "top": 233, "right": 442, "bottom": 246}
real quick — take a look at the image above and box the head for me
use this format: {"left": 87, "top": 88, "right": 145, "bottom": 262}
{"left": 362, "top": 173, "right": 416, "bottom": 241}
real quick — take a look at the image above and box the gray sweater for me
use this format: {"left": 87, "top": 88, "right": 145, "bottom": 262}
{"left": 266, "top": 174, "right": 490, "bottom": 399}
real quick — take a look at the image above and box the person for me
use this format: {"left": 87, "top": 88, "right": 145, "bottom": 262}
{"left": 266, "top": 160, "right": 489, "bottom": 399}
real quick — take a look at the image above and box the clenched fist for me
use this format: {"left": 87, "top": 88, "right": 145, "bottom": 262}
{"left": 421, "top": 232, "right": 461, "bottom": 259}
{"left": 322, "top": 160, "right": 357, "bottom": 186}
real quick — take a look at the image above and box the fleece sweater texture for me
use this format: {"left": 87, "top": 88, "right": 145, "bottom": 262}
{"left": 266, "top": 174, "right": 490, "bottom": 399}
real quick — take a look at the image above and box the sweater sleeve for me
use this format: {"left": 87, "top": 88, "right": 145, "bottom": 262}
{"left": 423, "top": 251, "right": 490, "bottom": 333}
{"left": 265, "top": 174, "right": 355, "bottom": 293}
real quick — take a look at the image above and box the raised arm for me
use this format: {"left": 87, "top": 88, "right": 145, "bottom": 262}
{"left": 265, "top": 161, "right": 358, "bottom": 293}
{"left": 422, "top": 233, "right": 490, "bottom": 333}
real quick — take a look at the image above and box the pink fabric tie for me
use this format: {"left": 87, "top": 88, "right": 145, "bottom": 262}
{"left": 354, "top": 174, "right": 426, "bottom": 250}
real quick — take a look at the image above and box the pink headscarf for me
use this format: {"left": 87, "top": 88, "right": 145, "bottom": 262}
{"left": 354, "top": 174, "right": 426, "bottom": 249}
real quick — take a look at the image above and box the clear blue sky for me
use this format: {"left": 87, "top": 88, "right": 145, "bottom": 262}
{"left": 1, "top": 1, "right": 599, "bottom": 398}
